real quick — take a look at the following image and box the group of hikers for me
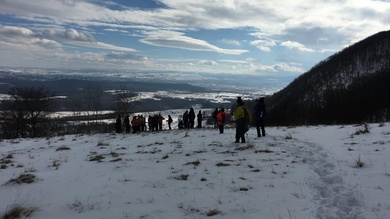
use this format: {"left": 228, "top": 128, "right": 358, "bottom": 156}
{"left": 179, "top": 108, "right": 203, "bottom": 129}
{"left": 115, "top": 114, "right": 172, "bottom": 134}
{"left": 114, "top": 96, "right": 267, "bottom": 143}
{"left": 211, "top": 96, "right": 266, "bottom": 143}
{"left": 233, "top": 96, "right": 266, "bottom": 143}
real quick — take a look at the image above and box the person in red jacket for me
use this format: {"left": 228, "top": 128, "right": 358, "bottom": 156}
{"left": 131, "top": 116, "right": 138, "bottom": 134}
{"left": 217, "top": 108, "right": 227, "bottom": 134}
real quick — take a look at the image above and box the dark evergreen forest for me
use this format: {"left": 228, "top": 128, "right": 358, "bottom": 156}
{"left": 263, "top": 30, "right": 390, "bottom": 126}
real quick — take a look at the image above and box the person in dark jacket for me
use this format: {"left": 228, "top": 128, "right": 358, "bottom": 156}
{"left": 124, "top": 115, "right": 130, "bottom": 133}
{"left": 115, "top": 114, "right": 122, "bottom": 133}
{"left": 178, "top": 120, "right": 185, "bottom": 129}
{"left": 158, "top": 114, "right": 165, "bottom": 131}
{"left": 197, "top": 110, "right": 202, "bottom": 128}
{"left": 148, "top": 115, "right": 152, "bottom": 131}
{"left": 212, "top": 108, "right": 219, "bottom": 128}
{"left": 183, "top": 110, "right": 189, "bottom": 128}
{"left": 167, "top": 115, "right": 173, "bottom": 130}
{"left": 188, "top": 108, "right": 196, "bottom": 128}
{"left": 151, "top": 115, "right": 159, "bottom": 131}
{"left": 253, "top": 97, "right": 266, "bottom": 137}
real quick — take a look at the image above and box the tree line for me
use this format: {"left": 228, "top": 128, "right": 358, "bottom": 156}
{"left": 264, "top": 69, "right": 390, "bottom": 126}
{"left": 0, "top": 85, "right": 137, "bottom": 139}
{"left": 263, "top": 30, "right": 390, "bottom": 126}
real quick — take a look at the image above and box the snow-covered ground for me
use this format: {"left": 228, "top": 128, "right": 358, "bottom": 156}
{"left": 1, "top": 123, "right": 390, "bottom": 219}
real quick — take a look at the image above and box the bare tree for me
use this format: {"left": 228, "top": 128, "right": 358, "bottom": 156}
{"left": 82, "top": 84, "right": 103, "bottom": 133}
{"left": 92, "top": 84, "right": 103, "bottom": 122}
{"left": 70, "top": 96, "right": 83, "bottom": 121}
{"left": 0, "top": 87, "right": 53, "bottom": 138}
{"left": 114, "top": 86, "right": 137, "bottom": 116}
{"left": 0, "top": 91, "right": 28, "bottom": 138}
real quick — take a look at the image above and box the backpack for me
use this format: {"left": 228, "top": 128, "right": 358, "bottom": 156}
{"left": 218, "top": 112, "right": 226, "bottom": 124}
{"left": 243, "top": 106, "right": 251, "bottom": 124}
{"left": 242, "top": 106, "right": 251, "bottom": 133}
{"left": 221, "top": 113, "right": 226, "bottom": 123}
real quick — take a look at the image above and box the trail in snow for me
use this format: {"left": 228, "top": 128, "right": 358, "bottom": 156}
{"left": 262, "top": 130, "right": 365, "bottom": 218}
{"left": 305, "top": 141, "right": 365, "bottom": 218}
{"left": 2, "top": 124, "right": 390, "bottom": 219}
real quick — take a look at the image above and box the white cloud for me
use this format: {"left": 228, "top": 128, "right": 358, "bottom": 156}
{"left": 219, "top": 58, "right": 256, "bottom": 64}
{"left": 218, "top": 59, "right": 249, "bottom": 64}
{"left": 0, "top": 25, "right": 61, "bottom": 49}
{"left": 83, "top": 42, "right": 137, "bottom": 52}
{"left": 0, "top": 25, "right": 34, "bottom": 37}
{"left": 256, "top": 64, "right": 277, "bottom": 72}
{"left": 220, "top": 39, "right": 241, "bottom": 46}
{"left": 254, "top": 62, "right": 305, "bottom": 73}
{"left": 245, "top": 58, "right": 256, "bottom": 63}
{"left": 1, "top": 0, "right": 390, "bottom": 72}
{"left": 2, "top": 0, "right": 389, "bottom": 43}
{"left": 42, "top": 28, "right": 95, "bottom": 42}
{"left": 281, "top": 41, "right": 315, "bottom": 52}
{"left": 41, "top": 28, "right": 137, "bottom": 51}
{"left": 105, "top": 52, "right": 148, "bottom": 61}
{"left": 198, "top": 60, "right": 218, "bottom": 66}
{"left": 0, "top": 25, "right": 137, "bottom": 52}
{"left": 140, "top": 30, "right": 248, "bottom": 55}
{"left": 274, "top": 63, "right": 305, "bottom": 73}
{"left": 250, "top": 39, "right": 276, "bottom": 52}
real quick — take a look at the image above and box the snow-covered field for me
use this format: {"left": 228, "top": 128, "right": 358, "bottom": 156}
{"left": 1, "top": 123, "right": 390, "bottom": 219}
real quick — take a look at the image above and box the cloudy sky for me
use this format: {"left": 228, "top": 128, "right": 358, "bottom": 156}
{"left": 0, "top": 0, "right": 389, "bottom": 76}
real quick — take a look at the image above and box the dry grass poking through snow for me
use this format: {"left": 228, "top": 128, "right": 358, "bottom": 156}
{"left": 1, "top": 204, "right": 38, "bottom": 219}
{"left": 5, "top": 174, "right": 37, "bottom": 185}
{"left": 1, "top": 124, "right": 390, "bottom": 218}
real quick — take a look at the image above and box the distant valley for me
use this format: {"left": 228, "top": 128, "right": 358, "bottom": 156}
{"left": 2, "top": 30, "right": 390, "bottom": 126}
{"left": 0, "top": 69, "right": 292, "bottom": 112}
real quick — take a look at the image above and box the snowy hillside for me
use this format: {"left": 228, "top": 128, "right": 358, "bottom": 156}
{"left": 266, "top": 31, "right": 390, "bottom": 125}
{"left": 1, "top": 123, "right": 390, "bottom": 219}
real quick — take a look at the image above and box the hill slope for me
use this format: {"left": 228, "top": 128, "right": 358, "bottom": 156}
{"left": 1, "top": 124, "right": 390, "bottom": 218}
{"left": 266, "top": 30, "right": 390, "bottom": 125}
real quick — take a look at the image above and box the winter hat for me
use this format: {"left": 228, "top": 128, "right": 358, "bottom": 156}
{"left": 237, "top": 97, "right": 243, "bottom": 104}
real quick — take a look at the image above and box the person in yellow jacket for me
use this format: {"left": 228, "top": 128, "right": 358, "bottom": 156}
{"left": 233, "top": 97, "right": 252, "bottom": 143}
{"left": 138, "top": 115, "right": 146, "bottom": 132}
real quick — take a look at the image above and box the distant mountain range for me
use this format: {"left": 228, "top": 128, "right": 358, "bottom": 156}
{"left": 0, "top": 68, "right": 291, "bottom": 112}
{"left": 265, "top": 30, "right": 390, "bottom": 125}
{"left": 0, "top": 72, "right": 206, "bottom": 94}
{"left": 0, "top": 72, "right": 213, "bottom": 111}
{"left": 6, "top": 30, "right": 389, "bottom": 125}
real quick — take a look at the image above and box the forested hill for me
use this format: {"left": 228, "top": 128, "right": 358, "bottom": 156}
{"left": 266, "top": 30, "right": 390, "bottom": 125}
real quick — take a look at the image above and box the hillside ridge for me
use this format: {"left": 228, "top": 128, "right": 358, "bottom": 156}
{"left": 266, "top": 30, "right": 390, "bottom": 125}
